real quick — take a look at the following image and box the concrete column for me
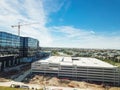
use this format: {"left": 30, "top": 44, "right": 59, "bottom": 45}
{"left": 14, "top": 59, "right": 16, "bottom": 65}
{"left": 20, "top": 58, "right": 23, "bottom": 63}
{"left": 13, "top": 60, "right": 15, "bottom": 65}
{"left": 12, "top": 59, "right": 13, "bottom": 66}
{"left": 0, "top": 62, "right": 2, "bottom": 71}
{"left": 16, "top": 59, "right": 18, "bottom": 64}
{"left": 11, "top": 60, "right": 13, "bottom": 66}
{"left": 18, "top": 59, "right": 19, "bottom": 64}
{"left": 4, "top": 61, "right": 6, "bottom": 68}
{"left": 9, "top": 60, "right": 11, "bottom": 66}
{"left": 6, "top": 60, "right": 9, "bottom": 67}
{"left": 18, "top": 59, "right": 20, "bottom": 64}
{"left": 17, "top": 59, "right": 19, "bottom": 64}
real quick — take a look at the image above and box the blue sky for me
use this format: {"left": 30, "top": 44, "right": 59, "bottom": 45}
{"left": 0, "top": 0, "right": 120, "bottom": 49}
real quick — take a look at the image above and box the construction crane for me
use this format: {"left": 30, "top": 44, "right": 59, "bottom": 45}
{"left": 11, "top": 22, "right": 39, "bottom": 36}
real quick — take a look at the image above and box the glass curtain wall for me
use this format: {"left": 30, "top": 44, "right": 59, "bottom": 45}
{"left": 23, "top": 37, "right": 39, "bottom": 57}
{"left": 0, "top": 32, "right": 20, "bottom": 57}
{"left": 28, "top": 38, "right": 39, "bottom": 57}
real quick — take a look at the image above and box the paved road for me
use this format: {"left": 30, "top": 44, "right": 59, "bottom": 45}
{"left": 0, "top": 81, "right": 41, "bottom": 89}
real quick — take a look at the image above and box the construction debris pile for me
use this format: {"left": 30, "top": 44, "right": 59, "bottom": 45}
{"left": 28, "top": 75, "right": 106, "bottom": 90}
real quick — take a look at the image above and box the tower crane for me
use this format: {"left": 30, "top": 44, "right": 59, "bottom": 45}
{"left": 11, "top": 22, "right": 39, "bottom": 36}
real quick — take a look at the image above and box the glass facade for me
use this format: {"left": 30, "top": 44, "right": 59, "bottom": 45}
{"left": 0, "top": 32, "right": 39, "bottom": 57}
{"left": 20, "top": 37, "right": 39, "bottom": 57}
{"left": 0, "top": 32, "right": 20, "bottom": 57}
{"left": 0, "top": 31, "right": 39, "bottom": 71}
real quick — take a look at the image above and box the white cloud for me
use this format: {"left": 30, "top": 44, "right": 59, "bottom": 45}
{"left": 0, "top": 0, "right": 120, "bottom": 49}
{"left": 49, "top": 26, "right": 95, "bottom": 38}
{"left": 43, "top": 0, "right": 66, "bottom": 14}
{"left": 49, "top": 26, "right": 120, "bottom": 49}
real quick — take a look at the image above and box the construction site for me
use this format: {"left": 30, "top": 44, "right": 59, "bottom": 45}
{"left": 0, "top": 60, "right": 120, "bottom": 90}
{"left": 22, "top": 74, "right": 120, "bottom": 90}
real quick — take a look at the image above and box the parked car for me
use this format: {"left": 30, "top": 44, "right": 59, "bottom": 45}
{"left": 10, "top": 84, "right": 20, "bottom": 88}
{"left": 20, "top": 85, "right": 29, "bottom": 89}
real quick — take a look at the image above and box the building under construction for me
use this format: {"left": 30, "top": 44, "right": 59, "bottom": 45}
{"left": 31, "top": 56, "right": 120, "bottom": 86}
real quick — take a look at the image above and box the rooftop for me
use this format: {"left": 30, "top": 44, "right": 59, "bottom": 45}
{"left": 37, "top": 56, "right": 116, "bottom": 68}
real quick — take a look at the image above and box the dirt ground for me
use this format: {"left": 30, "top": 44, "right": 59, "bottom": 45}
{"left": 26, "top": 75, "right": 120, "bottom": 90}
{"left": 1, "top": 74, "right": 120, "bottom": 90}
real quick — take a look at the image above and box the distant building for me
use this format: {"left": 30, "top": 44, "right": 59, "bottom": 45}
{"left": 31, "top": 56, "right": 120, "bottom": 86}
{"left": 0, "top": 31, "right": 39, "bottom": 71}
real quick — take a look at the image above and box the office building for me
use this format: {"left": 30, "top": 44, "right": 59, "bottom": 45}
{"left": 31, "top": 56, "right": 120, "bottom": 86}
{"left": 0, "top": 32, "right": 20, "bottom": 71}
{"left": 0, "top": 31, "right": 39, "bottom": 71}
